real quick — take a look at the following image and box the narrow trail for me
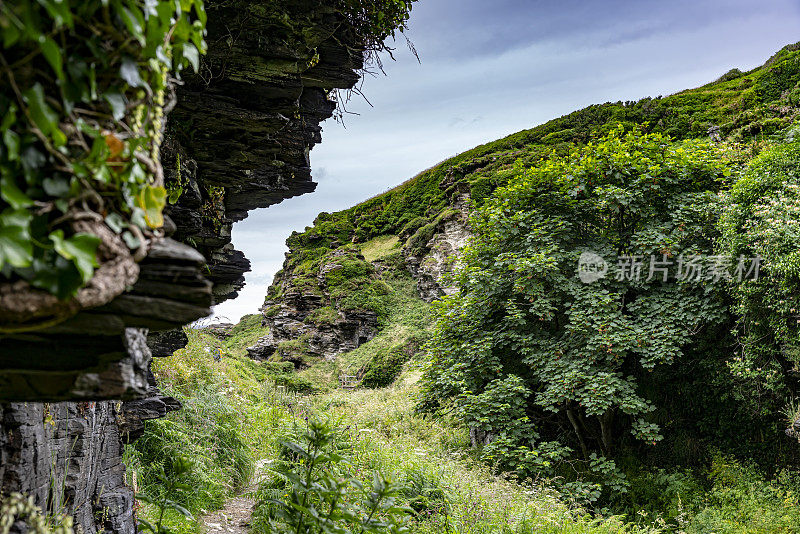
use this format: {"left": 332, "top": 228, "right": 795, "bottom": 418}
{"left": 201, "top": 460, "right": 269, "bottom": 534}
{"left": 201, "top": 494, "right": 255, "bottom": 534}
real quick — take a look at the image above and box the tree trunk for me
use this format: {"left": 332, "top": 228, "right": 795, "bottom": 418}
{"left": 567, "top": 406, "right": 590, "bottom": 459}
{"left": 599, "top": 409, "right": 615, "bottom": 457}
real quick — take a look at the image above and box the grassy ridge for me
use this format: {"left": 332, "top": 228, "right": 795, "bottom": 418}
{"left": 266, "top": 43, "right": 800, "bottom": 333}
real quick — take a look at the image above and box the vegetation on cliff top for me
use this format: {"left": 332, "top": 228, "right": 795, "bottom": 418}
{"left": 0, "top": 0, "right": 206, "bottom": 312}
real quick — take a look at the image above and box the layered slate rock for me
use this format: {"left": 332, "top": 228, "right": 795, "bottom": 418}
{"left": 0, "top": 239, "right": 211, "bottom": 402}
{"left": 164, "top": 0, "right": 365, "bottom": 303}
{"left": 0, "top": 402, "right": 135, "bottom": 534}
{"left": 118, "top": 330, "right": 187, "bottom": 444}
{"left": 249, "top": 247, "right": 379, "bottom": 362}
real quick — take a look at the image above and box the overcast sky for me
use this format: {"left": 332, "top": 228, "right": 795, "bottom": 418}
{"left": 212, "top": 0, "right": 800, "bottom": 322}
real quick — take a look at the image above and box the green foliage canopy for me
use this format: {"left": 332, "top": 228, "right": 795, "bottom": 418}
{"left": 420, "top": 127, "right": 735, "bottom": 498}
{"left": 720, "top": 131, "right": 800, "bottom": 396}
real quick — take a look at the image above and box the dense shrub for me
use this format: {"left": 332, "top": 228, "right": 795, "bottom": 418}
{"left": 720, "top": 134, "right": 800, "bottom": 398}
{"left": 361, "top": 335, "right": 426, "bottom": 388}
{"left": 420, "top": 127, "right": 736, "bottom": 500}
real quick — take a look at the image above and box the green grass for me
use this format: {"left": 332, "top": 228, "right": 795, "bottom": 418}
{"left": 303, "top": 372, "right": 652, "bottom": 534}
{"left": 223, "top": 314, "right": 268, "bottom": 353}
{"left": 124, "top": 329, "right": 282, "bottom": 532}
{"left": 361, "top": 234, "right": 401, "bottom": 262}
{"left": 131, "top": 314, "right": 800, "bottom": 534}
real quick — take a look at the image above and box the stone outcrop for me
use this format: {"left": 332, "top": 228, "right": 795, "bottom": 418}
{"left": 164, "top": 0, "right": 365, "bottom": 303}
{"left": 403, "top": 211, "right": 470, "bottom": 302}
{"left": 251, "top": 184, "right": 472, "bottom": 363}
{"left": 249, "top": 249, "right": 378, "bottom": 362}
{"left": 403, "top": 178, "right": 472, "bottom": 302}
{"left": 0, "top": 1, "right": 373, "bottom": 532}
{"left": 248, "top": 302, "right": 377, "bottom": 363}
{"left": 0, "top": 239, "right": 209, "bottom": 402}
{"left": 0, "top": 402, "right": 135, "bottom": 534}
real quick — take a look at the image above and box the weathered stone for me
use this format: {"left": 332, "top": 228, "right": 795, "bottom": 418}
{"left": 202, "top": 323, "right": 235, "bottom": 339}
{"left": 147, "top": 329, "right": 189, "bottom": 358}
{"left": 0, "top": 401, "right": 135, "bottom": 534}
{"left": 0, "top": 328, "right": 150, "bottom": 402}
{"left": 403, "top": 187, "right": 472, "bottom": 303}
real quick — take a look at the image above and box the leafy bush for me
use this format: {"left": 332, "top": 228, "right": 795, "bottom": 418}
{"left": 253, "top": 419, "right": 411, "bottom": 534}
{"left": 421, "top": 127, "right": 735, "bottom": 496}
{"left": 360, "top": 339, "right": 422, "bottom": 389}
{"left": 720, "top": 136, "right": 800, "bottom": 400}
{"left": 264, "top": 361, "right": 296, "bottom": 375}
{"left": 685, "top": 455, "right": 800, "bottom": 533}
{"left": 273, "top": 373, "right": 317, "bottom": 394}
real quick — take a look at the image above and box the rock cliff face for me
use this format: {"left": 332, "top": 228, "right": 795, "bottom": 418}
{"left": 403, "top": 192, "right": 471, "bottom": 303}
{"left": 0, "top": 402, "right": 134, "bottom": 534}
{"left": 164, "top": 0, "right": 366, "bottom": 302}
{"left": 249, "top": 249, "right": 379, "bottom": 362}
{"left": 0, "top": 1, "right": 372, "bottom": 532}
{"left": 249, "top": 190, "right": 472, "bottom": 363}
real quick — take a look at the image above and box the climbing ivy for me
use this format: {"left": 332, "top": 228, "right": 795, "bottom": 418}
{"left": 0, "top": 0, "right": 206, "bottom": 301}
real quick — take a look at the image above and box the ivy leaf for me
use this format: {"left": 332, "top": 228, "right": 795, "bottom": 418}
{"left": 136, "top": 185, "right": 166, "bottom": 228}
{"left": 120, "top": 58, "right": 146, "bottom": 88}
{"left": 181, "top": 42, "right": 200, "bottom": 72}
{"left": 3, "top": 130, "right": 20, "bottom": 161}
{"left": 30, "top": 256, "right": 83, "bottom": 300}
{"left": 104, "top": 133, "right": 125, "bottom": 157}
{"left": 115, "top": 4, "right": 145, "bottom": 45}
{"left": 50, "top": 230, "right": 101, "bottom": 284}
{"left": 42, "top": 176, "right": 71, "bottom": 197}
{"left": 0, "top": 171, "right": 33, "bottom": 208}
{"left": 22, "top": 83, "right": 58, "bottom": 135}
{"left": 0, "top": 208, "right": 32, "bottom": 269}
{"left": 103, "top": 93, "right": 127, "bottom": 121}
{"left": 38, "top": 0, "right": 74, "bottom": 28}
{"left": 105, "top": 212, "right": 125, "bottom": 233}
{"left": 0, "top": 105, "right": 17, "bottom": 132}
{"left": 2, "top": 23, "right": 21, "bottom": 48}
{"left": 39, "top": 37, "right": 64, "bottom": 81}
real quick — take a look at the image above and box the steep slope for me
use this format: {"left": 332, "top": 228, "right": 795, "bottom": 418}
{"left": 250, "top": 42, "right": 800, "bottom": 367}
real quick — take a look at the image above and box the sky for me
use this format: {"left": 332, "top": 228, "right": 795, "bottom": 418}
{"left": 212, "top": 0, "right": 800, "bottom": 322}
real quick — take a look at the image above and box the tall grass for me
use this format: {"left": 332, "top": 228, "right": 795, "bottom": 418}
{"left": 124, "top": 329, "right": 287, "bottom": 532}
{"left": 129, "top": 313, "right": 800, "bottom": 534}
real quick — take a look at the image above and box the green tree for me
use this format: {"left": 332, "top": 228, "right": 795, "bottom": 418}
{"left": 719, "top": 132, "right": 800, "bottom": 407}
{"left": 421, "top": 127, "right": 734, "bottom": 497}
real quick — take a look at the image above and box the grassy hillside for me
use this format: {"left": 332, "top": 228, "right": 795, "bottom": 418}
{"left": 125, "top": 43, "right": 800, "bottom": 534}
{"left": 266, "top": 42, "right": 800, "bottom": 325}
{"left": 127, "top": 313, "right": 800, "bottom": 533}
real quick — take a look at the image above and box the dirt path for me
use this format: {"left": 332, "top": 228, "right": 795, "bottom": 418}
{"left": 201, "top": 494, "right": 255, "bottom": 534}
{"left": 202, "top": 460, "right": 269, "bottom": 534}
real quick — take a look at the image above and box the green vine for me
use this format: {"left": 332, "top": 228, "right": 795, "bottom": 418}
{"left": 0, "top": 0, "right": 207, "bottom": 326}
{"left": 200, "top": 184, "right": 225, "bottom": 231}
